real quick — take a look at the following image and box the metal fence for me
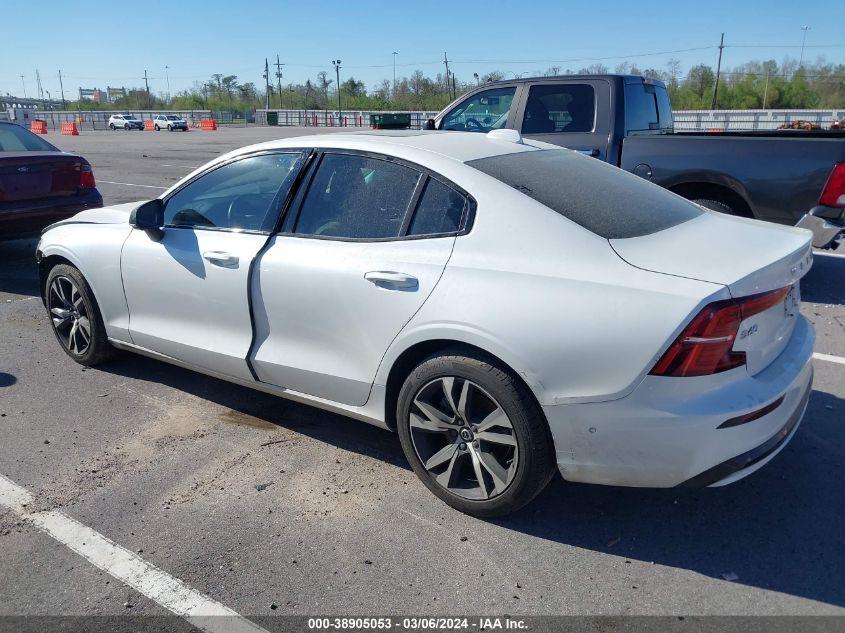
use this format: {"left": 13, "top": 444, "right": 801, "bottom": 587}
{"left": 15, "top": 109, "right": 212, "bottom": 130}
{"left": 255, "top": 109, "right": 439, "bottom": 128}
{"left": 673, "top": 109, "right": 845, "bottom": 131}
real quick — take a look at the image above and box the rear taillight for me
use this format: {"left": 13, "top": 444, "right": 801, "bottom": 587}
{"left": 819, "top": 162, "right": 845, "bottom": 207}
{"left": 650, "top": 287, "right": 791, "bottom": 377}
{"left": 79, "top": 164, "right": 95, "bottom": 189}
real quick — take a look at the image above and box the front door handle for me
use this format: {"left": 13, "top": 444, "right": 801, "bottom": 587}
{"left": 364, "top": 271, "right": 419, "bottom": 290}
{"left": 202, "top": 251, "right": 239, "bottom": 267}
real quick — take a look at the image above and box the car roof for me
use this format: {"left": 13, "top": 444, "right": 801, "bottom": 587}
{"left": 235, "top": 130, "right": 558, "bottom": 165}
{"left": 487, "top": 73, "right": 666, "bottom": 88}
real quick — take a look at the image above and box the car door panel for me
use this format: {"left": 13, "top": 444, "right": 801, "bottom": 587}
{"left": 122, "top": 228, "right": 266, "bottom": 380}
{"left": 251, "top": 235, "right": 455, "bottom": 406}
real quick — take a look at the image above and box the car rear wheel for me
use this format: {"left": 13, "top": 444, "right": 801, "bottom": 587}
{"left": 46, "top": 264, "right": 115, "bottom": 366}
{"left": 397, "top": 351, "right": 556, "bottom": 517}
{"left": 167, "top": 125, "right": 172, "bottom": 131}
{"left": 154, "top": 124, "right": 160, "bottom": 131}
{"left": 693, "top": 198, "right": 737, "bottom": 216}
{"left": 109, "top": 123, "right": 115, "bottom": 130}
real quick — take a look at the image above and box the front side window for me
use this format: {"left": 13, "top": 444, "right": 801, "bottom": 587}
{"left": 440, "top": 87, "right": 516, "bottom": 133}
{"left": 164, "top": 152, "right": 303, "bottom": 232}
{"left": 521, "top": 84, "right": 595, "bottom": 134}
{"left": 293, "top": 154, "right": 420, "bottom": 239}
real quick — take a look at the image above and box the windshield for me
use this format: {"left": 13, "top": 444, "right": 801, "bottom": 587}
{"left": 124, "top": 115, "right": 137, "bottom": 120}
{"left": 0, "top": 123, "right": 58, "bottom": 152}
{"left": 466, "top": 149, "right": 702, "bottom": 239}
{"left": 166, "top": 116, "right": 180, "bottom": 120}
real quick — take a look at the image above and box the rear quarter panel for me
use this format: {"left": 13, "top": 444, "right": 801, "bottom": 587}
{"left": 621, "top": 134, "right": 845, "bottom": 224}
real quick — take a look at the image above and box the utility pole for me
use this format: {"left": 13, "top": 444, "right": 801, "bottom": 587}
{"left": 58, "top": 69, "right": 66, "bottom": 109}
{"left": 263, "top": 59, "right": 271, "bottom": 110}
{"left": 762, "top": 72, "right": 769, "bottom": 108}
{"left": 799, "top": 25, "right": 811, "bottom": 68}
{"left": 165, "top": 65, "right": 171, "bottom": 102}
{"left": 332, "top": 60, "right": 342, "bottom": 123}
{"left": 442, "top": 53, "right": 449, "bottom": 96}
{"left": 143, "top": 69, "right": 151, "bottom": 108}
{"left": 19, "top": 75, "right": 26, "bottom": 98}
{"left": 711, "top": 33, "right": 724, "bottom": 110}
{"left": 36, "top": 69, "right": 43, "bottom": 100}
{"left": 392, "top": 51, "right": 398, "bottom": 97}
{"left": 275, "top": 55, "right": 284, "bottom": 110}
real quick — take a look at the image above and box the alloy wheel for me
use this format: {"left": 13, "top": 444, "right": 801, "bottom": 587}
{"left": 48, "top": 276, "right": 91, "bottom": 355}
{"left": 409, "top": 377, "right": 519, "bottom": 500}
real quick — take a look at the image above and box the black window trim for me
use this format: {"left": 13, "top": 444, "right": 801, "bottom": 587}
{"left": 158, "top": 148, "right": 310, "bottom": 235}
{"left": 277, "top": 148, "right": 476, "bottom": 243}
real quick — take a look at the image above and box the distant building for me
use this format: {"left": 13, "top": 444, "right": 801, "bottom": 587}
{"left": 78, "top": 88, "right": 107, "bottom": 103}
{"left": 107, "top": 86, "right": 127, "bottom": 102}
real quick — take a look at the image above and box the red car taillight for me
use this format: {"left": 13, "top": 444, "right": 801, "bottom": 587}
{"left": 819, "top": 162, "right": 845, "bottom": 208}
{"left": 79, "top": 163, "right": 96, "bottom": 189}
{"left": 650, "top": 287, "right": 791, "bottom": 377}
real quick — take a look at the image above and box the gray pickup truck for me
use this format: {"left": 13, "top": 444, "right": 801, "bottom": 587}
{"left": 425, "top": 74, "right": 845, "bottom": 248}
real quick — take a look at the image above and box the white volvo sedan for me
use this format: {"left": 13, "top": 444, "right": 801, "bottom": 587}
{"left": 37, "top": 130, "right": 815, "bottom": 516}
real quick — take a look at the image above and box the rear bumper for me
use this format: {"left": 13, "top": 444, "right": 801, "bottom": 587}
{"left": 796, "top": 205, "right": 844, "bottom": 249}
{"left": 543, "top": 315, "right": 815, "bottom": 488}
{"left": 0, "top": 189, "right": 103, "bottom": 239}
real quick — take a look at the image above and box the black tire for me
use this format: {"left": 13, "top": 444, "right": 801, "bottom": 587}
{"left": 124, "top": 123, "right": 130, "bottom": 131}
{"left": 45, "top": 264, "right": 115, "bottom": 366}
{"left": 154, "top": 124, "right": 160, "bottom": 131}
{"left": 167, "top": 125, "right": 172, "bottom": 131}
{"left": 109, "top": 123, "right": 115, "bottom": 131}
{"left": 693, "top": 198, "right": 736, "bottom": 215}
{"left": 396, "top": 350, "right": 556, "bottom": 517}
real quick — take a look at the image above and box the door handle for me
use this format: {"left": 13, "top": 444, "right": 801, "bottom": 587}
{"left": 364, "top": 271, "right": 419, "bottom": 290}
{"left": 202, "top": 251, "right": 239, "bottom": 266}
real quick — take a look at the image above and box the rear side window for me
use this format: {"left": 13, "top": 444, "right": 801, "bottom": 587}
{"left": 294, "top": 153, "right": 420, "bottom": 239}
{"left": 408, "top": 178, "right": 466, "bottom": 236}
{"left": 0, "top": 124, "right": 57, "bottom": 151}
{"left": 625, "top": 82, "right": 672, "bottom": 133}
{"left": 521, "top": 84, "right": 595, "bottom": 134}
{"left": 466, "top": 149, "right": 702, "bottom": 239}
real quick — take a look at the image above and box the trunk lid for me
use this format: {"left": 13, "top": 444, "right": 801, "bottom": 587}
{"left": 0, "top": 152, "right": 83, "bottom": 202}
{"left": 611, "top": 212, "right": 813, "bottom": 375}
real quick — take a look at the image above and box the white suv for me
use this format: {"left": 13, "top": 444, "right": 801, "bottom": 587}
{"left": 153, "top": 114, "right": 188, "bottom": 131}
{"left": 108, "top": 114, "right": 144, "bottom": 131}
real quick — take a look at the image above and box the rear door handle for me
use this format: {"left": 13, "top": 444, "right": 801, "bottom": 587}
{"left": 202, "top": 251, "right": 239, "bottom": 266}
{"left": 364, "top": 271, "right": 418, "bottom": 290}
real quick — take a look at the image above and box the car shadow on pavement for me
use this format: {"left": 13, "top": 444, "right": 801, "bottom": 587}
{"left": 0, "top": 238, "right": 40, "bottom": 298}
{"left": 802, "top": 254, "right": 844, "bottom": 305}
{"left": 101, "top": 352, "right": 845, "bottom": 608}
{"left": 497, "top": 387, "right": 845, "bottom": 609}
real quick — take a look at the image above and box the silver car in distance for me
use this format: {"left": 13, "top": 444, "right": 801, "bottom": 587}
{"left": 37, "top": 129, "right": 815, "bottom": 517}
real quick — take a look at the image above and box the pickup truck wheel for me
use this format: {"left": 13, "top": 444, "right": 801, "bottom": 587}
{"left": 397, "top": 351, "right": 556, "bottom": 517}
{"left": 693, "top": 199, "right": 737, "bottom": 216}
{"left": 45, "top": 264, "right": 116, "bottom": 366}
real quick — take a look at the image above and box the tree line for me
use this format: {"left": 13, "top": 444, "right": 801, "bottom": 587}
{"left": 64, "top": 56, "right": 845, "bottom": 113}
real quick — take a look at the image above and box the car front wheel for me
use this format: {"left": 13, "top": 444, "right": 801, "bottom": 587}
{"left": 46, "top": 264, "right": 115, "bottom": 366}
{"left": 397, "top": 350, "right": 556, "bottom": 517}
{"left": 154, "top": 124, "right": 160, "bottom": 131}
{"left": 124, "top": 124, "right": 129, "bottom": 130}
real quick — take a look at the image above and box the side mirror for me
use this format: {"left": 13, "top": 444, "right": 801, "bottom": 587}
{"left": 129, "top": 199, "right": 165, "bottom": 240}
{"left": 423, "top": 118, "right": 436, "bottom": 130}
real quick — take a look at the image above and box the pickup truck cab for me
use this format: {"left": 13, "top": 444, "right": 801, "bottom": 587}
{"left": 428, "top": 75, "right": 845, "bottom": 245}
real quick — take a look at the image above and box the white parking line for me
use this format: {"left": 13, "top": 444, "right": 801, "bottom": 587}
{"left": 99, "top": 180, "right": 167, "bottom": 189}
{"left": 0, "top": 474, "right": 268, "bottom": 633}
{"left": 814, "top": 352, "right": 845, "bottom": 365}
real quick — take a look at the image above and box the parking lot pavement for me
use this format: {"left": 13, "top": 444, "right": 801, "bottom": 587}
{"left": 1, "top": 128, "right": 844, "bottom": 623}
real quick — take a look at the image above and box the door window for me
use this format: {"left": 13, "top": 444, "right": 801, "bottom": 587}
{"left": 521, "top": 84, "right": 595, "bottom": 134}
{"left": 407, "top": 177, "right": 466, "bottom": 236}
{"left": 440, "top": 87, "right": 516, "bottom": 133}
{"left": 293, "top": 153, "right": 420, "bottom": 239}
{"left": 164, "top": 152, "right": 303, "bottom": 232}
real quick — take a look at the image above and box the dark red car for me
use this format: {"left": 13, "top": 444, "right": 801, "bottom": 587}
{"left": 0, "top": 121, "right": 102, "bottom": 240}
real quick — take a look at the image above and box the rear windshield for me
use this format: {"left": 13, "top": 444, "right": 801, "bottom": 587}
{"left": 466, "top": 149, "right": 702, "bottom": 239}
{"left": 0, "top": 124, "right": 57, "bottom": 152}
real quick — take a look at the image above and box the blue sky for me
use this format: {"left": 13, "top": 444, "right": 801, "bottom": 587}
{"left": 3, "top": 0, "right": 842, "bottom": 99}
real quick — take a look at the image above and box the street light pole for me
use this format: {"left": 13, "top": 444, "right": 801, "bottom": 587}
{"left": 799, "top": 25, "right": 811, "bottom": 68}
{"left": 392, "top": 51, "right": 397, "bottom": 97}
{"left": 58, "top": 69, "right": 66, "bottom": 109}
{"left": 19, "top": 75, "right": 26, "bottom": 98}
{"left": 332, "top": 60, "right": 342, "bottom": 124}
{"left": 165, "top": 65, "right": 171, "bottom": 102}
{"left": 473, "top": 72, "right": 480, "bottom": 86}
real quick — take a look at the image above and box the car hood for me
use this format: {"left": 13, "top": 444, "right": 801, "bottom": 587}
{"left": 609, "top": 211, "right": 813, "bottom": 297}
{"left": 46, "top": 200, "right": 145, "bottom": 229}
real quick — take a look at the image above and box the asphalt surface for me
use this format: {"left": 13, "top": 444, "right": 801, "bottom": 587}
{"left": 1, "top": 128, "right": 844, "bottom": 624}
